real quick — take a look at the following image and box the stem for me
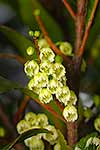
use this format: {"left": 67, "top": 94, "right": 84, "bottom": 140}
{"left": 33, "top": 37, "right": 40, "bottom": 62}
{"left": 34, "top": 15, "right": 71, "bottom": 65}
{"left": 62, "top": 0, "right": 76, "bottom": 20}
{"left": 76, "top": 0, "right": 99, "bottom": 57}
{"left": 0, "top": 53, "right": 26, "bottom": 64}
{"left": 75, "top": 0, "right": 87, "bottom": 54}
{"left": 14, "top": 96, "right": 30, "bottom": 124}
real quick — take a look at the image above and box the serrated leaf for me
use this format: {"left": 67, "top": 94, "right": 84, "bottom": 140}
{"left": 17, "top": 0, "right": 64, "bottom": 42}
{"left": 0, "top": 76, "right": 22, "bottom": 94}
{"left": 3, "top": 128, "right": 49, "bottom": 150}
{"left": 57, "top": 130, "right": 68, "bottom": 150}
{"left": 0, "top": 25, "right": 37, "bottom": 60}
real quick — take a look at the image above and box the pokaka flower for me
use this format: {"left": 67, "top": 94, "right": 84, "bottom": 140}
{"left": 40, "top": 47, "right": 55, "bottom": 62}
{"left": 17, "top": 119, "right": 30, "bottom": 134}
{"left": 63, "top": 105, "right": 78, "bottom": 122}
{"left": 25, "top": 112, "right": 37, "bottom": 126}
{"left": 39, "top": 88, "right": 53, "bottom": 103}
{"left": 36, "top": 114, "right": 48, "bottom": 126}
{"left": 54, "top": 142, "right": 61, "bottom": 150}
{"left": 56, "top": 86, "right": 70, "bottom": 105}
{"left": 67, "top": 90, "right": 77, "bottom": 105}
{"left": 51, "top": 63, "right": 66, "bottom": 80}
{"left": 94, "top": 117, "right": 100, "bottom": 132}
{"left": 38, "top": 38, "right": 49, "bottom": 49}
{"left": 59, "top": 41, "right": 72, "bottom": 56}
{"left": 40, "top": 61, "right": 53, "bottom": 75}
{"left": 43, "top": 125, "right": 58, "bottom": 145}
{"left": 47, "top": 79, "right": 60, "bottom": 94}
{"left": 24, "top": 60, "right": 39, "bottom": 78}
{"left": 28, "top": 72, "right": 48, "bottom": 90}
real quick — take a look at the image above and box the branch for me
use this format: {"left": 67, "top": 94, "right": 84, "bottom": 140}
{"left": 76, "top": 0, "right": 99, "bottom": 57}
{"left": 0, "top": 53, "right": 26, "bottom": 64}
{"left": 55, "top": 99, "right": 64, "bottom": 111}
{"left": 75, "top": 0, "right": 87, "bottom": 54}
{"left": 33, "top": 37, "right": 40, "bottom": 62}
{"left": 62, "top": 0, "right": 76, "bottom": 20}
{"left": 34, "top": 15, "right": 71, "bottom": 65}
{"left": 14, "top": 96, "right": 30, "bottom": 124}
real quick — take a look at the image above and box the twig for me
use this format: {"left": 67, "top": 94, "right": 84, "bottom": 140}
{"left": 76, "top": 0, "right": 99, "bottom": 57}
{"left": 33, "top": 37, "right": 40, "bottom": 62}
{"left": 75, "top": 0, "right": 87, "bottom": 54}
{"left": 14, "top": 96, "right": 30, "bottom": 124}
{"left": 0, "top": 53, "right": 26, "bottom": 64}
{"left": 34, "top": 15, "right": 71, "bottom": 65}
{"left": 55, "top": 99, "right": 64, "bottom": 111}
{"left": 62, "top": 0, "right": 76, "bottom": 20}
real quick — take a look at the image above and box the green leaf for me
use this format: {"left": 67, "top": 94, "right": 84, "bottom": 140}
{"left": 0, "top": 25, "right": 37, "bottom": 60}
{"left": 57, "top": 130, "right": 68, "bottom": 150}
{"left": 17, "top": 0, "right": 64, "bottom": 42}
{"left": 3, "top": 128, "right": 49, "bottom": 150}
{"left": 74, "top": 132, "right": 98, "bottom": 150}
{"left": 0, "top": 76, "right": 22, "bottom": 94}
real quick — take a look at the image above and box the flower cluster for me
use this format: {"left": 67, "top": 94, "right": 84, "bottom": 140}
{"left": 24, "top": 38, "right": 78, "bottom": 122}
{"left": 17, "top": 112, "right": 66, "bottom": 150}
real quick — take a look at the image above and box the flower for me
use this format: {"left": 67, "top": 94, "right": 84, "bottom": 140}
{"left": 28, "top": 72, "right": 48, "bottom": 90}
{"left": 56, "top": 86, "right": 70, "bottom": 105}
{"left": 54, "top": 142, "right": 61, "bottom": 150}
{"left": 38, "top": 39, "right": 49, "bottom": 49}
{"left": 24, "top": 136, "right": 44, "bottom": 150}
{"left": 36, "top": 114, "right": 48, "bottom": 126}
{"left": 24, "top": 60, "right": 39, "bottom": 78}
{"left": 26, "top": 46, "right": 34, "bottom": 55}
{"left": 63, "top": 105, "right": 78, "bottom": 122}
{"left": 94, "top": 117, "right": 100, "bottom": 132}
{"left": 67, "top": 90, "right": 77, "bottom": 105}
{"left": 25, "top": 112, "right": 37, "bottom": 126}
{"left": 43, "top": 125, "right": 58, "bottom": 145}
{"left": 40, "top": 48, "right": 55, "bottom": 62}
{"left": 39, "top": 88, "right": 53, "bottom": 103}
{"left": 51, "top": 63, "right": 66, "bottom": 80}
{"left": 17, "top": 119, "right": 30, "bottom": 134}
{"left": 59, "top": 42, "right": 72, "bottom": 56}
{"left": 47, "top": 79, "right": 60, "bottom": 94}
{"left": 85, "top": 137, "right": 100, "bottom": 148}
{"left": 40, "top": 61, "right": 52, "bottom": 75}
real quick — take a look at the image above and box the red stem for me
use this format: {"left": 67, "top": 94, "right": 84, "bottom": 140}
{"left": 62, "top": 0, "right": 76, "bottom": 20}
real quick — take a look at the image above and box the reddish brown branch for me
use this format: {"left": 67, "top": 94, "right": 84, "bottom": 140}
{"left": 14, "top": 96, "right": 30, "bottom": 124}
{"left": 76, "top": 0, "right": 99, "bottom": 57}
{"left": 55, "top": 99, "right": 64, "bottom": 111}
{"left": 33, "top": 37, "right": 40, "bottom": 62}
{"left": 34, "top": 15, "right": 71, "bottom": 65}
{"left": 62, "top": 0, "right": 76, "bottom": 20}
{"left": 75, "top": 0, "right": 87, "bottom": 54}
{"left": 0, "top": 53, "right": 26, "bottom": 64}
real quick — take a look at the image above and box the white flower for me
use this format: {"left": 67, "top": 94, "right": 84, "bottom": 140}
{"left": 36, "top": 114, "right": 48, "bottom": 126}
{"left": 60, "top": 76, "right": 67, "bottom": 86}
{"left": 56, "top": 86, "right": 70, "bottom": 105}
{"left": 59, "top": 42, "right": 72, "bottom": 56}
{"left": 24, "top": 60, "right": 39, "bottom": 78}
{"left": 39, "top": 88, "right": 53, "bottom": 103}
{"left": 50, "top": 63, "right": 66, "bottom": 80}
{"left": 74, "top": 146, "right": 81, "bottom": 150}
{"left": 38, "top": 38, "right": 49, "bottom": 49}
{"left": 63, "top": 105, "right": 78, "bottom": 122}
{"left": 97, "top": 145, "right": 100, "bottom": 150}
{"left": 17, "top": 119, "right": 30, "bottom": 134}
{"left": 94, "top": 117, "right": 100, "bottom": 132}
{"left": 43, "top": 125, "right": 58, "bottom": 145}
{"left": 24, "top": 136, "right": 44, "bottom": 150}
{"left": 54, "top": 142, "right": 61, "bottom": 150}
{"left": 28, "top": 72, "right": 48, "bottom": 90}
{"left": 40, "top": 48, "right": 55, "bottom": 62}
{"left": 47, "top": 79, "right": 59, "bottom": 94}
{"left": 40, "top": 61, "right": 52, "bottom": 75}
{"left": 67, "top": 90, "right": 77, "bottom": 105}
{"left": 25, "top": 112, "right": 37, "bottom": 126}
{"left": 93, "top": 137, "right": 100, "bottom": 146}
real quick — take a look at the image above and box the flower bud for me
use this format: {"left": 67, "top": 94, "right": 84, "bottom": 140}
{"left": 26, "top": 46, "right": 34, "bottom": 55}
{"left": 59, "top": 42, "right": 72, "bottom": 56}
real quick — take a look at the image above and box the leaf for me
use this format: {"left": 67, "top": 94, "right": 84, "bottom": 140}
{"left": 0, "top": 76, "right": 22, "bottom": 94}
{"left": 57, "top": 130, "right": 68, "bottom": 150}
{"left": 73, "top": 132, "right": 98, "bottom": 150}
{"left": 17, "top": 0, "right": 64, "bottom": 42}
{"left": 3, "top": 128, "right": 49, "bottom": 150}
{"left": 0, "top": 25, "right": 37, "bottom": 60}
